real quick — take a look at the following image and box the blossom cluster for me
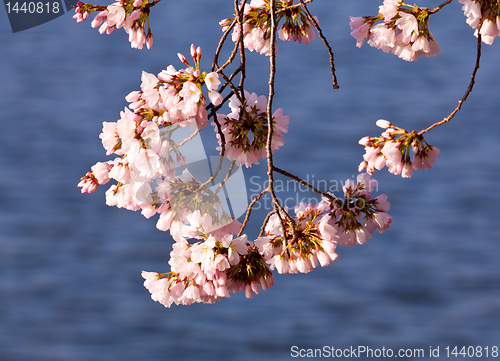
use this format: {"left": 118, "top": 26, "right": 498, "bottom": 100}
{"left": 214, "top": 90, "right": 290, "bottom": 168}
{"left": 140, "top": 172, "right": 392, "bottom": 307}
{"left": 73, "top": 0, "right": 156, "bottom": 49}
{"left": 255, "top": 201, "right": 339, "bottom": 274}
{"left": 142, "top": 232, "right": 274, "bottom": 306}
{"left": 323, "top": 173, "right": 392, "bottom": 247}
{"left": 350, "top": 0, "right": 440, "bottom": 61}
{"left": 359, "top": 119, "right": 440, "bottom": 178}
{"left": 78, "top": 46, "right": 238, "bottom": 240}
{"left": 220, "top": 0, "right": 318, "bottom": 56}
{"left": 460, "top": 0, "right": 500, "bottom": 45}
{"left": 255, "top": 173, "right": 392, "bottom": 274}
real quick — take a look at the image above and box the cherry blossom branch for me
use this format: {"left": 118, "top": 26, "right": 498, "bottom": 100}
{"left": 429, "top": 0, "right": 453, "bottom": 14}
{"left": 276, "top": 0, "right": 313, "bottom": 14}
{"left": 215, "top": 160, "right": 237, "bottom": 194}
{"left": 266, "top": 0, "right": 297, "bottom": 242}
{"left": 196, "top": 2, "right": 251, "bottom": 194}
{"left": 236, "top": 0, "right": 248, "bottom": 105}
{"left": 259, "top": 209, "right": 277, "bottom": 237}
{"left": 217, "top": 66, "right": 243, "bottom": 97}
{"left": 177, "top": 129, "right": 199, "bottom": 147}
{"left": 299, "top": 0, "right": 339, "bottom": 89}
{"left": 273, "top": 166, "right": 335, "bottom": 201}
{"left": 237, "top": 187, "right": 271, "bottom": 237}
{"left": 419, "top": 33, "right": 482, "bottom": 135}
{"left": 212, "top": 19, "right": 238, "bottom": 73}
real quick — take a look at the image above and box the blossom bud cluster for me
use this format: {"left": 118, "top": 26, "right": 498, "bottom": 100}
{"left": 255, "top": 173, "right": 392, "bottom": 273}
{"left": 255, "top": 201, "right": 339, "bottom": 274}
{"left": 359, "top": 119, "right": 440, "bottom": 178}
{"left": 73, "top": 0, "right": 155, "bottom": 49}
{"left": 324, "top": 173, "right": 392, "bottom": 247}
{"left": 214, "top": 90, "right": 290, "bottom": 168}
{"left": 142, "top": 233, "right": 274, "bottom": 306}
{"left": 459, "top": 0, "right": 500, "bottom": 45}
{"left": 78, "top": 46, "right": 233, "bottom": 240}
{"left": 350, "top": 0, "right": 440, "bottom": 61}
{"left": 220, "top": 0, "right": 318, "bottom": 56}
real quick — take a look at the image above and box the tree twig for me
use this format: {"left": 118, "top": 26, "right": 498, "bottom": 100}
{"left": 419, "top": 33, "right": 481, "bottom": 135}
{"left": 237, "top": 187, "right": 271, "bottom": 237}
{"left": 429, "top": 0, "right": 453, "bottom": 14}
{"left": 299, "top": 0, "right": 339, "bottom": 89}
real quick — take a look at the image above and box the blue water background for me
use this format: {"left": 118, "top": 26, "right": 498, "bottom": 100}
{"left": 1, "top": 1, "right": 500, "bottom": 360}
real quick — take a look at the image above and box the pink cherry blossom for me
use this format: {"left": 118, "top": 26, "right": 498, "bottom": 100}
{"left": 379, "top": 0, "right": 400, "bottom": 22}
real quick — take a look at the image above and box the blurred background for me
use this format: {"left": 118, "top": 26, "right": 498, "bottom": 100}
{"left": 1, "top": 1, "right": 499, "bottom": 360}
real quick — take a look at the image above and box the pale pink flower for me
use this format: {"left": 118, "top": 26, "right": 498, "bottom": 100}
{"left": 459, "top": 0, "right": 481, "bottom": 29}
{"left": 379, "top": 0, "right": 400, "bottom": 22}
{"left": 179, "top": 81, "right": 201, "bottom": 105}
{"left": 204, "top": 72, "right": 220, "bottom": 92}
{"left": 208, "top": 90, "right": 223, "bottom": 106}
{"left": 130, "top": 9, "right": 141, "bottom": 21}
{"left": 392, "top": 40, "right": 419, "bottom": 62}
{"left": 478, "top": 19, "right": 498, "bottom": 45}
{"left": 354, "top": 227, "right": 372, "bottom": 245}
{"left": 91, "top": 162, "right": 111, "bottom": 184}
{"left": 221, "top": 234, "right": 249, "bottom": 265}
{"left": 367, "top": 23, "right": 396, "bottom": 53}
{"left": 77, "top": 173, "right": 99, "bottom": 193}
{"left": 401, "top": 162, "right": 413, "bottom": 178}
{"left": 349, "top": 16, "right": 371, "bottom": 48}
{"left": 90, "top": 11, "right": 107, "bottom": 28}
{"left": 106, "top": 3, "right": 126, "bottom": 28}
{"left": 381, "top": 141, "right": 403, "bottom": 174}
{"left": 99, "top": 121, "right": 120, "bottom": 155}
{"left": 374, "top": 194, "right": 390, "bottom": 212}
{"left": 396, "top": 12, "right": 419, "bottom": 44}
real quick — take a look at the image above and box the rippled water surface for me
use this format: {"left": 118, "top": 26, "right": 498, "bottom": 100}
{"left": 1, "top": 1, "right": 500, "bottom": 360}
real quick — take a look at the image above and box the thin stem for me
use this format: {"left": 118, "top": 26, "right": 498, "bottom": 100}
{"left": 276, "top": 0, "right": 313, "bottom": 14}
{"left": 212, "top": 19, "right": 237, "bottom": 73}
{"left": 237, "top": 187, "right": 271, "bottom": 237}
{"left": 429, "top": 0, "right": 453, "bottom": 14}
{"left": 236, "top": 0, "right": 247, "bottom": 102}
{"left": 177, "top": 129, "right": 199, "bottom": 147}
{"left": 265, "top": 0, "right": 297, "bottom": 242}
{"left": 197, "top": 154, "right": 225, "bottom": 191}
{"left": 299, "top": 0, "right": 339, "bottom": 89}
{"left": 259, "top": 209, "right": 277, "bottom": 238}
{"left": 215, "top": 161, "right": 236, "bottom": 194}
{"left": 419, "top": 33, "right": 481, "bottom": 135}
{"left": 273, "top": 166, "right": 335, "bottom": 201}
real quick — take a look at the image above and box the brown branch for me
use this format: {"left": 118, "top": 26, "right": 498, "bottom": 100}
{"left": 237, "top": 187, "right": 271, "bottom": 237}
{"left": 419, "top": 33, "right": 481, "bottom": 135}
{"left": 429, "top": 0, "right": 453, "bottom": 14}
{"left": 212, "top": 19, "right": 237, "bottom": 73}
{"left": 264, "top": 0, "right": 297, "bottom": 243}
{"left": 299, "top": 0, "right": 339, "bottom": 89}
{"left": 259, "top": 209, "right": 277, "bottom": 238}
{"left": 273, "top": 166, "right": 335, "bottom": 201}
{"left": 215, "top": 161, "right": 237, "bottom": 194}
{"left": 177, "top": 129, "right": 199, "bottom": 147}
{"left": 276, "top": 0, "right": 313, "bottom": 14}
{"left": 236, "top": 0, "right": 248, "bottom": 107}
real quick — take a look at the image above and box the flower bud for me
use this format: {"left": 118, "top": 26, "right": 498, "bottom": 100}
{"left": 376, "top": 119, "right": 391, "bottom": 129}
{"left": 358, "top": 136, "right": 370, "bottom": 146}
{"left": 177, "top": 53, "right": 188, "bottom": 65}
